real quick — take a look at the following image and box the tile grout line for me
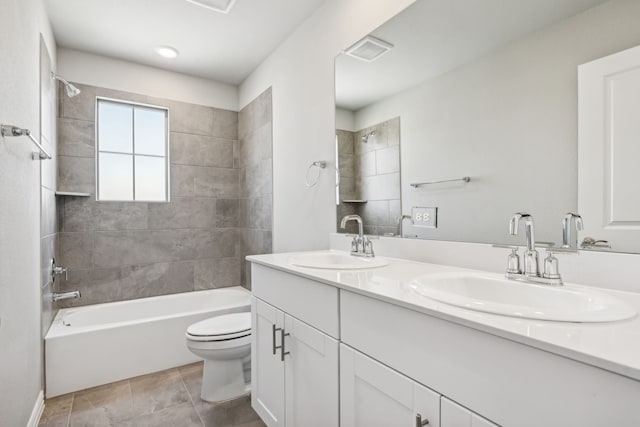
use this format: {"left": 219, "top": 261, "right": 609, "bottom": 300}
{"left": 126, "top": 379, "right": 134, "bottom": 424}
{"left": 178, "top": 367, "right": 206, "bottom": 427}
{"left": 64, "top": 392, "right": 75, "bottom": 427}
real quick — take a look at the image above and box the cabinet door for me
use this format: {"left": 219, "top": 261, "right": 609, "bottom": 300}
{"left": 284, "top": 314, "right": 339, "bottom": 427}
{"left": 441, "top": 397, "right": 499, "bottom": 427}
{"left": 340, "top": 344, "right": 440, "bottom": 427}
{"left": 251, "top": 297, "right": 285, "bottom": 427}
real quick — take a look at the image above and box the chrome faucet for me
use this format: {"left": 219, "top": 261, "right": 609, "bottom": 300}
{"left": 396, "top": 214, "right": 412, "bottom": 237}
{"left": 562, "top": 213, "right": 583, "bottom": 248}
{"left": 340, "top": 214, "right": 375, "bottom": 257}
{"left": 509, "top": 212, "right": 539, "bottom": 276}
{"left": 52, "top": 290, "right": 81, "bottom": 302}
{"left": 496, "top": 213, "right": 578, "bottom": 286}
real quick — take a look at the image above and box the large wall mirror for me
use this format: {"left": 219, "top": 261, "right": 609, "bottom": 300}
{"left": 335, "top": 0, "right": 640, "bottom": 254}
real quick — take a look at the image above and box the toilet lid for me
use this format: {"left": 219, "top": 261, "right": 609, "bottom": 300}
{"left": 187, "top": 312, "right": 251, "bottom": 338}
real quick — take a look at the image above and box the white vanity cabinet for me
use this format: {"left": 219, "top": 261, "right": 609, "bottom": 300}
{"left": 251, "top": 264, "right": 340, "bottom": 427}
{"left": 249, "top": 257, "right": 640, "bottom": 427}
{"left": 441, "top": 397, "right": 498, "bottom": 427}
{"left": 340, "top": 344, "right": 440, "bottom": 427}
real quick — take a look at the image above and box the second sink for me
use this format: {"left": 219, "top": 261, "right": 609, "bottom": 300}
{"left": 409, "top": 272, "right": 636, "bottom": 323}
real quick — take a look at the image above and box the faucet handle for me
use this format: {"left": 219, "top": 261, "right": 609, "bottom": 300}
{"left": 542, "top": 248, "right": 578, "bottom": 280}
{"left": 506, "top": 247, "right": 521, "bottom": 274}
{"left": 492, "top": 245, "right": 522, "bottom": 275}
{"left": 349, "top": 236, "right": 359, "bottom": 253}
{"left": 363, "top": 238, "right": 375, "bottom": 257}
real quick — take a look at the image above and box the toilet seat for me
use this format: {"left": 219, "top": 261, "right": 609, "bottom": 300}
{"left": 186, "top": 312, "right": 251, "bottom": 342}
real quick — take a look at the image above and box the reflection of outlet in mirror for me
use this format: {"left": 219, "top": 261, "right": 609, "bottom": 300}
{"left": 412, "top": 207, "right": 438, "bottom": 228}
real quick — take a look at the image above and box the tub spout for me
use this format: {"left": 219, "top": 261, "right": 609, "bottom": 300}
{"left": 52, "top": 290, "right": 81, "bottom": 302}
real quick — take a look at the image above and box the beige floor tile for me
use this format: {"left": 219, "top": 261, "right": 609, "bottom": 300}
{"left": 39, "top": 393, "right": 73, "bottom": 427}
{"left": 69, "top": 380, "right": 133, "bottom": 426}
{"left": 115, "top": 401, "right": 202, "bottom": 427}
{"left": 129, "top": 368, "right": 191, "bottom": 415}
{"left": 41, "top": 364, "right": 263, "bottom": 427}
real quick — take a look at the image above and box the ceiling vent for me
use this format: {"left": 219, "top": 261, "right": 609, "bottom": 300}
{"left": 185, "top": 0, "right": 237, "bottom": 14}
{"left": 345, "top": 36, "right": 393, "bottom": 62}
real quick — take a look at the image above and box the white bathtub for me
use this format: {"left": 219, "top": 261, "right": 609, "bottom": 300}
{"left": 45, "top": 287, "right": 251, "bottom": 397}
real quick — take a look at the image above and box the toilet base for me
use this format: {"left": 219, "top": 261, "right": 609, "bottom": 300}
{"left": 200, "top": 357, "right": 251, "bottom": 403}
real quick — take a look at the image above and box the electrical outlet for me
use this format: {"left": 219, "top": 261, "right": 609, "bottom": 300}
{"left": 412, "top": 207, "right": 438, "bottom": 228}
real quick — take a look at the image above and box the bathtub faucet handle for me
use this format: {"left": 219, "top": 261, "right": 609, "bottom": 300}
{"left": 51, "top": 258, "right": 69, "bottom": 282}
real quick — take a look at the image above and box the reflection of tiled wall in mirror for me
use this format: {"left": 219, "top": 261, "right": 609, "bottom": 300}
{"left": 336, "top": 117, "right": 400, "bottom": 236}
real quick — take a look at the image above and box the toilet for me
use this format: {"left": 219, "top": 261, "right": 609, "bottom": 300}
{"left": 185, "top": 312, "right": 252, "bottom": 402}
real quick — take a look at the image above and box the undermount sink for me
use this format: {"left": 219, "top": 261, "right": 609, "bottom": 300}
{"left": 409, "top": 272, "right": 637, "bottom": 322}
{"left": 289, "top": 252, "right": 388, "bottom": 270}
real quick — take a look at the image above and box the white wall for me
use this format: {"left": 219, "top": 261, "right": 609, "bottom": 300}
{"left": 0, "top": 0, "right": 56, "bottom": 424}
{"left": 57, "top": 48, "right": 239, "bottom": 110}
{"left": 239, "top": 0, "right": 415, "bottom": 252}
{"left": 335, "top": 107, "right": 355, "bottom": 131}
{"left": 352, "top": 0, "right": 640, "bottom": 246}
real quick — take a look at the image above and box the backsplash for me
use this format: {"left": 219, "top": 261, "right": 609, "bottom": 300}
{"left": 337, "top": 117, "right": 401, "bottom": 235}
{"left": 56, "top": 83, "right": 272, "bottom": 306}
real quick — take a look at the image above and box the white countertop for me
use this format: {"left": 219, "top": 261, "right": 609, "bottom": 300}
{"left": 247, "top": 250, "right": 640, "bottom": 381}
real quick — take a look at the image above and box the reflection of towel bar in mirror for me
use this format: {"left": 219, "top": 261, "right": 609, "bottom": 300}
{"left": 410, "top": 176, "right": 470, "bottom": 188}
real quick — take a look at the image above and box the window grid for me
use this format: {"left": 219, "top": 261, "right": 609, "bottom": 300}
{"left": 96, "top": 97, "right": 170, "bottom": 202}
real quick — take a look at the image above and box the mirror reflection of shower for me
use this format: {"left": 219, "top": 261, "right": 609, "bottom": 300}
{"left": 51, "top": 72, "right": 81, "bottom": 98}
{"left": 361, "top": 130, "right": 375, "bottom": 143}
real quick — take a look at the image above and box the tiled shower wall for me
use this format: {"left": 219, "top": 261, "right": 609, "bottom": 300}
{"left": 336, "top": 117, "right": 401, "bottom": 236}
{"left": 238, "top": 88, "right": 273, "bottom": 287}
{"left": 56, "top": 83, "right": 272, "bottom": 307}
{"left": 40, "top": 37, "right": 58, "bottom": 332}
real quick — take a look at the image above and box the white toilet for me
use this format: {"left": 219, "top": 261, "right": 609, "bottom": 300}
{"left": 185, "top": 312, "right": 252, "bottom": 402}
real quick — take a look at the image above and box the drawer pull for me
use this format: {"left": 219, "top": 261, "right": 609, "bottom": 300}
{"left": 272, "top": 324, "right": 282, "bottom": 355}
{"left": 280, "top": 328, "right": 290, "bottom": 361}
{"left": 415, "top": 414, "right": 429, "bottom": 427}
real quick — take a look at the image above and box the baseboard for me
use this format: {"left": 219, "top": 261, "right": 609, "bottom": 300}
{"left": 26, "top": 390, "right": 44, "bottom": 427}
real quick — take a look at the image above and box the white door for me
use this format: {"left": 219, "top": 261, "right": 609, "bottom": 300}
{"left": 340, "top": 344, "right": 440, "bottom": 427}
{"left": 579, "top": 44, "right": 640, "bottom": 252}
{"left": 284, "top": 314, "right": 339, "bottom": 427}
{"left": 251, "top": 297, "right": 285, "bottom": 427}
{"left": 441, "top": 397, "right": 499, "bottom": 427}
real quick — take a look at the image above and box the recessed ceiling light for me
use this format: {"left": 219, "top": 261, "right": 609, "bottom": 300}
{"left": 345, "top": 36, "right": 393, "bottom": 62}
{"left": 185, "top": 0, "right": 237, "bottom": 14}
{"left": 155, "top": 46, "right": 179, "bottom": 59}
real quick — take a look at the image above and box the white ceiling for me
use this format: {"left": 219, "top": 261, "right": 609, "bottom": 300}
{"left": 44, "top": 0, "right": 326, "bottom": 85}
{"left": 336, "top": 0, "right": 610, "bottom": 111}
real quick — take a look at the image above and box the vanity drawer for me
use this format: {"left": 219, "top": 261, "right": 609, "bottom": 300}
{"left": 251, "top": 263, "right": 339, "bottom": 338}
{"left": 340, "top": 289, "right": 640, "bottom": 427}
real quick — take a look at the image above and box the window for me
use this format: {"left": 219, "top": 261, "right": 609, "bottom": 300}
{"left": 96, "top": 98, "right": 169, "bottom": 201}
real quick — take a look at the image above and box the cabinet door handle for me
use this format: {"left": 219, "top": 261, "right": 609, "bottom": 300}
{"left": 280, "top": 328, "right": 290, "bottom": 362}
{"left": 272, "top": 324, "right": 283, "bottom": 355}
{"left": 415, "top": 414, "right": 429, "bottom": 427}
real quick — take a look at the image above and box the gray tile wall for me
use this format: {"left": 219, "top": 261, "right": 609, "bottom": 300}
{"left": 238, "top": 88, "right": 273, "bottom": 287}
{"left": 336, "top": 117, "right": 401, "bottom": 236}
{"left": 40, "top": 38, "right": 58, "bottom": 334}
{"left": 55, "top": 83, "right": 272, "bottom": 307}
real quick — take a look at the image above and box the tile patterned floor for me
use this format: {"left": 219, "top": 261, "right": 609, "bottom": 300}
{"left": 38, "top": 362, "right": 266, "bottom": 427}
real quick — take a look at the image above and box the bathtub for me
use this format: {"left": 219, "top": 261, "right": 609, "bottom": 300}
{"left": 45, "top": 287, "right": 251, "bottom": 397}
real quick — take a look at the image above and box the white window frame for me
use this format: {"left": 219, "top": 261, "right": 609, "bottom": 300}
{"left": 95, "top": 96, "right": 170, "bottom": 202}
